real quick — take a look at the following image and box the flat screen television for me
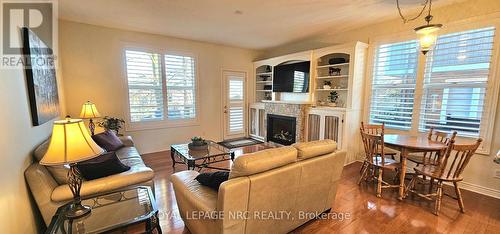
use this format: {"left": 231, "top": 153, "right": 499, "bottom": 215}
{"left": 273, "top": 61, "right": 310, "bottom": 93}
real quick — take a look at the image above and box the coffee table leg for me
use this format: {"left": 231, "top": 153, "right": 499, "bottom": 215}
{"left": 399, "top": 148, "right": 408, "bottom": 201}
{"left": 170, "top": 147, "right": 176, "bottom": 168}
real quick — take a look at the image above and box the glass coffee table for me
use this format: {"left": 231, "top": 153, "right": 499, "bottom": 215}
{"left": 170, "top": 140, "right": 235, "bottom": 171}
{"left": 46, "top": 186, "right": 161, "bottom": 234}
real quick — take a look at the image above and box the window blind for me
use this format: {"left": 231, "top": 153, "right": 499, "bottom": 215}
{"left": 125, "top": 50, "right": 164, "bottom": 122}
{"left": 419, "top": 27, "right": 495, "bottom": 136}
{"left": 369, "top": 40, "right": 419, "bottom": 129}
{"left": 165, "top": 54, "right": 196, "bottom": 119}
{"left": 229, "top": 79, "right": 244, "bottom": 132}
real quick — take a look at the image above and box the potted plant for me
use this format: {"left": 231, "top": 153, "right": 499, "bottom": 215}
{"left": 189, "top": 136, "right": 208, "bottom": 150}
{"left": 323, "top": 80, "right": 332, "bottom": 90}
{"left": 328, "top": 91, "right": 339, "bottom": 107}
{"left": 98, "top": 116, "right": 125, "bottom": 136}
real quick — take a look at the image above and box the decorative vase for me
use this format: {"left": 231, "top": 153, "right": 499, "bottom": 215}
{"left": 327, "top": 102, "right": 337, "bottom": 107}
{"left": 323, "top": 85, "right": 331, "bottom": 90}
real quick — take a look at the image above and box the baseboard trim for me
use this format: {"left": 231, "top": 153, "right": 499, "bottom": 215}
{"left": 458, "top": 181, "right": 500, "bottom": 199}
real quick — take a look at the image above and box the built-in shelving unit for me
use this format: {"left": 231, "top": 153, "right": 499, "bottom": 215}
{"left": 255, "top": 65, "right": 273, "bottom": 102}
{"left": 314, "top": 53, "right": 351, "bottom": 108}
{"left": 250, "top": 42, "right": 367, "bottom": 164}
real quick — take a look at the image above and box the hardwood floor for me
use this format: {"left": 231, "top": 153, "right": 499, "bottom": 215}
{"left": 142, "top": 144, "right": 500, "bottom": 234}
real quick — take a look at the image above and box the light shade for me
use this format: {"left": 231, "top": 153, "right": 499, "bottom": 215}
{"left": 40, "top": 119, "right": 105, "bottom": 165}
{"left": 80, "top": 101, "right": 101, "bottom": 119}
{"left": 415, "top": 24, "right": 442, "bottom": 55}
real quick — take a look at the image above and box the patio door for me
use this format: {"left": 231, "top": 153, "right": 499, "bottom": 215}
{"left": 222, "top": 71, "right": 246, "bottom": 140}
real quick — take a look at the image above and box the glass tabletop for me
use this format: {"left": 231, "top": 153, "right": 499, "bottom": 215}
{"left": 49, "top": 186, "right": 157, "bottom": 234}
{"left": 171, "top": 140, "right": 232, "bottom": 160}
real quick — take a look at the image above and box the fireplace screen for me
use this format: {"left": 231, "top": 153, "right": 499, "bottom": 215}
{"left": 267, "top": 114, "right": 296, "bottom": 145}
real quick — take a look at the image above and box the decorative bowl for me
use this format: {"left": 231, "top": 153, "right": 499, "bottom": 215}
{"left": 188, "top": 143, "right": 208, "bottom": 151}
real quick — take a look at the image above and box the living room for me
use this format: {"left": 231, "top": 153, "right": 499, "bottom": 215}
{"left": 1, "top": 0, "right": 499, "bottom": 233}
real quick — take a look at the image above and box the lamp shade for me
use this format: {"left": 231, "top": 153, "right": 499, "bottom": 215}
{"left": 415, "top": 24, "right": 442, "bottom": 55}
{"left": 40, "top": 119, "right": 105, "bottom": 165}
{"left": 80, "top": 101, "right": 101, "bottom": 119}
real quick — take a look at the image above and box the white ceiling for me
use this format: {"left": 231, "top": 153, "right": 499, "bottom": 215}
{"left": 59, "top": 0, "right": 465, "bottom": 50}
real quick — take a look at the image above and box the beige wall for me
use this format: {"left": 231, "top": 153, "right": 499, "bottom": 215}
{"left": 263, "top": 0, "right": 500, "bottom": 196}
{"left": 0, "top": 67, "right": 66, "bottom": 232}
{"left": 59, "top": 20, "right": 258, "bottom": 154}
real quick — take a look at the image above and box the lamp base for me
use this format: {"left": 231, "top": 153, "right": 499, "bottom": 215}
{"left": 66, "top": 202, "right": 91, "bottom": 219}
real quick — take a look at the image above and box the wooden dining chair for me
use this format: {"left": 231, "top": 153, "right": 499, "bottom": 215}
{"left": 358, "top": 130, "right": 400, "bottom": 198}
{"left": 359, "top": 122, "right": 398, "bottom": 172}
{"left": 405, "top": 138, "right": 482, "bottom": 215}
{"left": 407, "top": 128, "right": 457, "bottom": 165}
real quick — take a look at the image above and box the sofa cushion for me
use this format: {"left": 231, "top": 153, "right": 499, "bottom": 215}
{"left": 51, "top": 164, "right": 154, "bottom": 202}
{"left": 116, "top": 146, "right": 142, "bottom": 161}
{"left": 292, "top": 139, "right": 337, "bottom": 160}
{"left": 229, "top": 146, "right": 297, "bottom": 179}
{"left": 76, "top": 152, "right": 131, "bottom": 180}
{"left": 195, "top": 171, "right": 229, "bottom": 190}
{"left": 91, "top": 130, "right": 124, "bottom": 151}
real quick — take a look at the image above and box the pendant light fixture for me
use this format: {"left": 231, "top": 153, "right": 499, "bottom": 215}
{"left": 397, "top": 0, "right": 443, "bottom": 55}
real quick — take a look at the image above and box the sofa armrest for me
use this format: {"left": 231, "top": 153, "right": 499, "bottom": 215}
{"left": 25, "top": 163, "right": 60, "bottom": 224}
{"left": 217, "top": 177, "right": 250, "bottom": 234}
{"left": 171, "top": 170, "right": 220, "bottom": 234}
{"left": 51, "top": 166, "right": 154, "bottom": 202}
{"left": 119, "top": 136, "right": 134, "bottom": 147}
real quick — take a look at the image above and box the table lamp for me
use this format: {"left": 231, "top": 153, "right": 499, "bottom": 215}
{"left": 80, "top": 101, "right": 101, "bottom": 135}
{"left": 40, "top": 118, "right": 105, "bottom": 218}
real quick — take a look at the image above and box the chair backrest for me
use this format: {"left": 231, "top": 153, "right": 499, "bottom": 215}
{"left": 361, "top": 121, "right": 384, "bottom": 135}
{"left": 422, "top": 128, "right": 458, "bottom": 165}
{"left": 360, "top": 130, "right": 386, "bottom": 165}
{"left": 427, "top": 127, "right": 457, "bottom": 144}
{"left": 437, "top": 138, "right": 482, "bottom": 180}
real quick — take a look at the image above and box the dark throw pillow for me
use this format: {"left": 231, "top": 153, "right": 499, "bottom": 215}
{"left": 195, "top": 171, "right": 230, "bottom": 190}
{"left": 76, "top": 152, "right": 130, "bottom": 180}
{"left": 91, "top": 130, "right": 124, "bottom": 151}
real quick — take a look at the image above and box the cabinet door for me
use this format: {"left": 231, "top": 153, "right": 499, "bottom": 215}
{"left": 308, "top": 114, "right": 321, "bottom": 141}
{"left": 249, "top": 108, "right": 257, "bottom": 136}
{"left": 258, "top": 109, "right": 266, "bottom": 139}
{"left": 324, "top": 115, "right": 343, "bottom": 148}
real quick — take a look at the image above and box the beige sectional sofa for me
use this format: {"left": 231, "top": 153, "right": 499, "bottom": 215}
{"left": 171, "top": 139, "right": 345, "bottom": 234}
{"left": 25, "top": 136, "right": 155, "bottom": 225}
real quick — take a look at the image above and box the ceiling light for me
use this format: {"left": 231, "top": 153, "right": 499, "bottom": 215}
{"left": 397, "top": 0, "right": 443, "bottom": 55}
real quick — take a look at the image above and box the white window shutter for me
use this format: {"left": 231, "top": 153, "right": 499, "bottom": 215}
{"left": 125, "top": 50, "right": 164, "bottom": 122}
{"left": 165, "top": 54, "right": 196, "bottom": 119}
{"left": 419, "top": 27, "right": 496, "bottom": 136}
{"left": 369, "top": 40, "right": 419, "bottom": 129}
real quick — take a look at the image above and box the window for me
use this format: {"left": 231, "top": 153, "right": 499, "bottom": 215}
{"left": 369, "top": 27, "right": 496, "bottom": 140}
{"left": 419, "top": 27, "right": 495, "bottom": 137}
{"left": 125, "top": 50, "right": 164, "bottom": 122}
{"left": 165, "top": 55, "right": 196, "bottom": 119}
{"left": 125, "top": 49, "right": 197, "bottom": 126}
{"left": 369, "top": 40, "right": 419, "bottom": 129}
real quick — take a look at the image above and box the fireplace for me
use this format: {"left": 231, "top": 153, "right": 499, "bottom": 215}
{"left": 267, "top": 114, "right": 296, "bottom": 145}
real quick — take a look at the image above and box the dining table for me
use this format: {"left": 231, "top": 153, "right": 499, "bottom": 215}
{"left": 383, "top": 134, "right": 448, "bottom": 200}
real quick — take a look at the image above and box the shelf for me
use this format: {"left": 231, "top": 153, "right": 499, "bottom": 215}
{"left": 317, "top": 63, "right": 349, "bottom": 68}
{"left": 317, "top": 75, "right": 349, "bottom": 79}
{"left": 316, "top": 89, "right": 348, "bottom": 91}
{"left": 256, "top": 72, "right": 272, "bottom": 76}
{"left": 256, "top": 81, "right": 273, "bottom": 83}
{"left": 256, "top": 90, "right": 273, "bottom": 92}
